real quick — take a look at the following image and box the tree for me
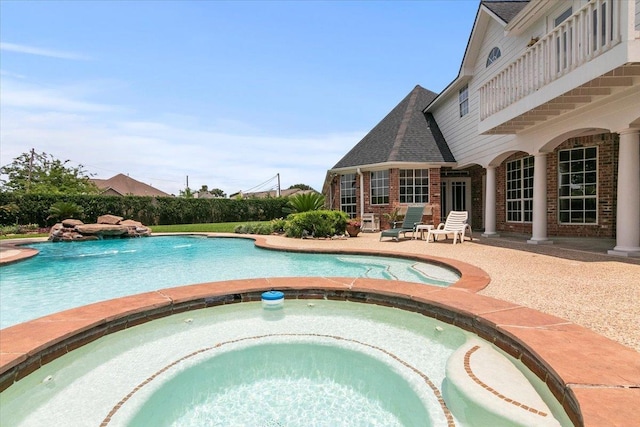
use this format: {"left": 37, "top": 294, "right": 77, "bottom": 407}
{"left": 0, "top": 150, "right": 99, "bottom": 195}
{"left": 179, "top": 187, "right": 194, "bottom": 198}
{"left": 210, "top": 188, "right": 226, "bottom": 198}
{"left": 288, "top": 183, "right": 315, "bottom": 191}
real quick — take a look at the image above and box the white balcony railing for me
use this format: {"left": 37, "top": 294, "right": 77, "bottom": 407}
{"left": 480, "top": 0, "right": 621, "bottom": 120}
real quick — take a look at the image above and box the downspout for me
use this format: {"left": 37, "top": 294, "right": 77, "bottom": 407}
{"left": 357, "top": 168, "right": 364, "bottom": 218}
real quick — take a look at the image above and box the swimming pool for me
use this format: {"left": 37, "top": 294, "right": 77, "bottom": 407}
{"left": 0, "top": 236, "right": 460, "bottom": 328}
{"left": 0, "top": 300, "right": 570, "bottom": 427}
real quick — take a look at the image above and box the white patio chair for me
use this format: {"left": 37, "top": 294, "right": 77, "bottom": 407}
{"left": 426, "top": 211, "right": 472, "bottom": 244}
{"left": 361, "top": 213, "right": 379, "bottom": 232}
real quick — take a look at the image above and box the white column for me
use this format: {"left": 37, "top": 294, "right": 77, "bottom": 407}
{"left": 482, "top": 166, "right": 499, "bottom": 237}
{"left": 609, "top": 128, "right": 640, "bottom": 257}
{"left": 528, "top": 153, "right": 553, "bottom": 244}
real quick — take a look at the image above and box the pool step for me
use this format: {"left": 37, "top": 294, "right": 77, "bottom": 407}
{"left": 443, "top": 339, "right": 561, "bottom": 427}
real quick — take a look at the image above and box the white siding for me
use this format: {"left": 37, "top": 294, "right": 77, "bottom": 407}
{"left": 433, "top": 2, "right": 639, "bottom": 167}
{"left": 433, "top": 14, "right": 535, "bottom": 166}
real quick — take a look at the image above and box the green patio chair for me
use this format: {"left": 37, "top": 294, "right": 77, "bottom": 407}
{"left": 379, "top": 205, "right": 425, "bottom": 242}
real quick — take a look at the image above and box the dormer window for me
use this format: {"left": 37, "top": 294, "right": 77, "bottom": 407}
{"left": 486, "top": 47, "right": 501, "bottom": 67}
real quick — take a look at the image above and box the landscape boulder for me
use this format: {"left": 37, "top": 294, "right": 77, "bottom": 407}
{"left": 62, "top": 219, "right": 84, "bottom": 227}
{"left": 75, "top": 224, "right": 129, "bottom": 236}
{"left": 97, "top": 214, "right": 124, "bottom": 225}
{"left": 48, "top": 215, "right": 152, "bottom": 242}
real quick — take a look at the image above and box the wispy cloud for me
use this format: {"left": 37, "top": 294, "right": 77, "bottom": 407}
{"left": 0, "top": 79, "right": 360, "bottom": 195}
{"left": 1, "top": 79, "right": 118, "bottom": 113}
{"left": 0, "top": 69, "right": 26, "bottom": 79}
{"left": 0, "top": 42, "right": 90, "bottom": 60}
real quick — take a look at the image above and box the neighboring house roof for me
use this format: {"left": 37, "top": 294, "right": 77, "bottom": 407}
{"left": 331, "top": 85, "right": 455, "bottom": 170}
{"left": 194, "top": 191, "right": 222, "bottom": 199}
{"left": 482, "top": 1, "right": 529, "bottom": 24}
{"left": 91, "top": 174, "right": 171, "bottom": 197}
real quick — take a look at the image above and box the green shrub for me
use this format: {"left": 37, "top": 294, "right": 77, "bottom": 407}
{"left": 284, "top": 192, "right": 325, "bottom": 213}
{"left": 284, "top": 210, "right": 349, "bottom": 238}
{"left": 18, "top": 223, "right": 40, "bottom": 233}
{"left": 0, "top": 193, "right": 289, "bottom": 227}
{"left": 48, "top": 201, "right": 84, "bottom": 222}
{"left": 271, "top": 218, "right": 287, "bottom": 233}
{"left": 0, "top": 224, "right": 20, "bottom": 235}
{"left": 234, "top": 222, "right": 274, "bottom": 235}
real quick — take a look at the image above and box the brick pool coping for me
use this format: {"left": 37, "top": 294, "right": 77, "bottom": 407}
{"left": 1, "top": 235, "right": 638, "bottom": 426}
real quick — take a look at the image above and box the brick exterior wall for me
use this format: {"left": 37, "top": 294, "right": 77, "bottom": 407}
{"left": 480, "top": 133, "right": 618, "bottom": 238}
{"left": 468, "top": 165, "right": 484, "bottom": 230}
{"left": 331, "top": 168, "right": 442, "bottom": 229}
{"left": 330, "top": 133, "right": 618, "bottom": 238}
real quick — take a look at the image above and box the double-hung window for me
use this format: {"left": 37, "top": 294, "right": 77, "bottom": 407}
{"left": 558, "top": 147, "right": 597, "bottom": 224}
{"left": 506, "top": 157, "right": 534, "bottom": 222}
{"left": 370, "top": 170, "right": 389, "bottom": 205}
{"left": 340, "top": 173, "right": 357, "bottom": 218}
{"left": 399, "top": 169, "right": 429, "bottom": 204}
{"left": 459, "top": 85, "right": 469, "bottom": 117}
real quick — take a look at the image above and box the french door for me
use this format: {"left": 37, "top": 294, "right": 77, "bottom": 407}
{"left": 440, "top": 178, "right": 471, "bottom": 222}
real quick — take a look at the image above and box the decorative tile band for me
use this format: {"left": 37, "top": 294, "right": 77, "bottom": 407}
{"left": 100, "top": 333, "right": 455, "bottom": 427}
{"left": 464, "top": 345, "right": 548, "bottom": 417}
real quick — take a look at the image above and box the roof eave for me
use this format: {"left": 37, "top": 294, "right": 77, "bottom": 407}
{"left": 425, "top": 4, "right": 503, "bottom": 112}
{"left": 329, "top": 161, "right": 457, "bottom": 174}
{"left": 504, "top": 0, "right": 553, "bottom": 35}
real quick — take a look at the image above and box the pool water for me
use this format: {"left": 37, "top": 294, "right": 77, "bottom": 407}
{"left": 0, "top": 236, "right": 459, "bottom": 328}
{"left": 0, "top": 300, "right": 570, "bottom": 427}
{"left": 129, "top": 343, "right": 429, "bottom": 427}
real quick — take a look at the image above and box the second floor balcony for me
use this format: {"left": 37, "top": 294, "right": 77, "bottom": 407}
{"left": 479, "top": 0, "right": 639, "bottom": 134}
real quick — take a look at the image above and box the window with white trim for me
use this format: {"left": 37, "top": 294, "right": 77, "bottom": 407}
{"left": 399, "top": 169, "right": 429, "bottom": 204}
{"left": 340, "top": 173, "right": 357, "bottom": 218}
{"left": 486, "top": 47, "right": 501, "bottom": 67}
{"left": 506, "top": 156, "right": 534, "bottom": 222}
{"left": 370, "top": 170, "right": 389, "bottom": 205}
{"left": 558, "top": 147, "right": 597, "bottom": 224}
{"left": 459, "top": 85, "right": 469, "bottom": 117}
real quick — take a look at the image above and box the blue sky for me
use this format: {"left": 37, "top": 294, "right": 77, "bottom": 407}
{"left": 1, "top": 0, "right": 479, "bottom": 196}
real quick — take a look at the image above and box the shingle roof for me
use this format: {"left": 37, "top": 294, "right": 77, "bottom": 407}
{"left": 91, "top": 173, "right": 171, "bottom": 197}
{"left": 482, "top": 0, "right": 529, "bottom": 23}
{"left": 332, "top": 85, "right": 455, "bottom": 169}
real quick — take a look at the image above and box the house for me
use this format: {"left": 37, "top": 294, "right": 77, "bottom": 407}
{"left": 324, "top": 0, "right": 640, "bottom": 256}
{"left": 323, "top": 85, "right": 455, "bottom": 224}
{"left": 91, "top": 174, "right": 171, "bottom": 197}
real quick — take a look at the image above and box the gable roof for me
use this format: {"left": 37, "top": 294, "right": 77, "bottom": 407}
{"left": 425, "top": 1, "right": 529, "bottom": 112}
{"left": 482, "top": 1, "right": 529, "bottom": 24}
{"left": 91, "top": 174, "right": 171, "bottom": 197}
{"left": 331, "top": 85, "right": 455, "bottom": 170}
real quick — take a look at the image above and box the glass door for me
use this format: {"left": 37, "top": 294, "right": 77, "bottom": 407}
{"left": 440, "top": 178, "right": 471, "bottom": 222}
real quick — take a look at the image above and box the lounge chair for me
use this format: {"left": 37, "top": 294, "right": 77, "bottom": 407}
{"left": 379, "top": 205, "right": 425, "bottom": 241}
{"left": 426, "top": 211, "right": 472, "bottom": 244}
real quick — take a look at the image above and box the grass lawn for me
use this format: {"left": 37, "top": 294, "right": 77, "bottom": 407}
{"left": 151, "top": 222, "right": 267, "bottom": 233}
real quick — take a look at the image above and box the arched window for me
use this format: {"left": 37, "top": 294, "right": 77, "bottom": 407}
{"left": 486, "top": 47, "right": 501, "bottom": 67}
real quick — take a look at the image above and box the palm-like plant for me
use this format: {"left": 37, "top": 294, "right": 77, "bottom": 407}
{"left": 48, "top": 201, "right": 84, "bottom": 222}
{"left": 285, "top": 192, "right": 325, "bottom": 213}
